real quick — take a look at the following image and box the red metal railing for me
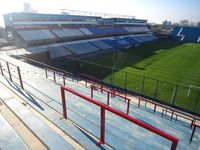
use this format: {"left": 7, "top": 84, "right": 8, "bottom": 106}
{"left": 77, "top": 73, "right": 97, "bottom": 87}
{"left": 91, "top": 84, "right": 131, "bottom": 114}
{"left": 76, "top": 73, "right": 200, "bottom": 129}
{"left": 45, "top": 68, "right": 75, "bottom": 85}
{"left": 0, "top": 58, "right": 24, "bottom": 89}
{"left": 78, "top": 74, "right": 129, "bottom": 104}
{"left": 78, "top": 73, "right": 129, "bottom": 99}
{"left": 4, "top": 54, "right": 200, "bottom": 126}
{"left": 60, "top": 85, "right": 179, "bottom": 150}
{"left": 189, "top": 122, "right": 200, "bottom": 144}
{"left": 78, "top": 73, "right": 97, "bottom": 82}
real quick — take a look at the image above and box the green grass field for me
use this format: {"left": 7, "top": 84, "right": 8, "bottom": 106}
{"left": 61, "top": 39, "right": 200, "bottom": 113}
{"left": 83, "top": 39, "right": 200, "bottom": 113}
{"left": 88, "top": 40, "right": 200, "bottom": 86}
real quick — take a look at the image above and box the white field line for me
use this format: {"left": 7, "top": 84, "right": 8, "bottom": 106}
{"left": 159, "top": 82, "right": 167, "bottom": 90}
{"left": 187, "top": 85, "right": 200, "bottom": 97}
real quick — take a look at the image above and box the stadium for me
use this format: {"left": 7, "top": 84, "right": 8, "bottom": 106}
{"left": 0, "top": 4, "right": 200, "bottom": 150}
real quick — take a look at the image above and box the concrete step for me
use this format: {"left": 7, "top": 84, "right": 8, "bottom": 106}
{"left": 0, "top": 113, "right": 30, "bottom": 150}
{"left": 1, "top": 55, "right": 200, "bottom": 150}
{"left": 0, "top": 99, "right": 48, "bottom": 150}
{"left": 4, "top": 97, "right": 75, "bottom": 150}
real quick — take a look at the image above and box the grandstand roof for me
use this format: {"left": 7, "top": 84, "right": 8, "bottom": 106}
{"left": 4, "top": 12, "right": 102, "bottom": 21}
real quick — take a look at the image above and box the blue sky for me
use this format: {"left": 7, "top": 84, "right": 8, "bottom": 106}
{"left": 0, "top": 0, "right": 200, "bottom": 26}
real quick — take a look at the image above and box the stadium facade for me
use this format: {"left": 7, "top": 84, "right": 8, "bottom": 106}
{"left": 3, "top": 13, "right": 155, "bottom": 51}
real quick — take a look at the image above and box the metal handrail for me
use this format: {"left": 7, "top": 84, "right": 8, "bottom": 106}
{"left": 61, "top": 85, "right": 179, "bottom": 150}
{"left": 91, "top": 84, "right": 131, "bottom": 114}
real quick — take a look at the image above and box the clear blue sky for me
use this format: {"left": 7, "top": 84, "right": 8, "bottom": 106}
{"left": 0, "top": 0, "right": 200, "bottom": 26}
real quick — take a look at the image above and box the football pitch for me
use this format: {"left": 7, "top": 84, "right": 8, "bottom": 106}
{"left": 84, "top": 39, "right": 200, "bottom": 113}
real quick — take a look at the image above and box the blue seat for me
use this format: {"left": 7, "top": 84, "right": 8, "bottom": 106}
{"left": 171, "top": 26, "right": 200, "bottom": 43}
{"left": 88, "top": 27, "right": 128, "bottom": 36}
{"left": 91, "top": 40, "right": 114, "bottom": 50}
{"left": 64, "top": 42, "right": 100, "bottom": 55}
{"left": 124, "top": 37, "right": 139, "bottom": 46}
{"left": 103, "top": 39, "right": 130, "bottom": 48}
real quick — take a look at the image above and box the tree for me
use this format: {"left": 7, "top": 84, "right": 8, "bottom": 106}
{"left": 190, "top": 21, "right": 196, "bottom": 27}
{"left": 178, "top": 20, "right": 189, "bottom": 26}
{"left": 197, "top": 22, "right": 200, "bottom": 27}
{"left": 0, "top": 27, "right": 6, "bottom": 39}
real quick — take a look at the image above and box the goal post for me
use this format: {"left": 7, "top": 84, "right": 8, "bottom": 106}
{"left": 187, "top": 85, "right": 200, "bottom": 97}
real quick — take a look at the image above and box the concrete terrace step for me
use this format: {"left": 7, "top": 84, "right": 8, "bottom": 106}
{"left": 0, "top": 75, "right": 136, "bottom": 150}
{"left": 1, "top": 55, "right": 200, "bottom": 150}
{"left": 46, "top": 75, "right": 200, "bottom": 150}
{"left": 1, "top": 74, "right": 169, "bottom": 150}
{"left": 3, "top": 97, "right": 75, "bottom": 150}
{"left": 72, "top": 84, "right": 200, "bottom": 150}
{"left": 0, "top": 98, "right": 48, "bottom": 150}
{"left": 0, "top": 114, "right": 30, "bottom": 150}
{"left": 62, "top": 89, "right": 172, "bottom": 150}
{"left": 0, "top": 64, "right": 140, "bottom": 149}
{"left": 0, "top": 77, "right": 109, "bottom": 149}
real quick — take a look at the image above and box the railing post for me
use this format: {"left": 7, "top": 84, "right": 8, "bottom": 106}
{"left": 17, "top": 67, "right": 24, "bottom": 90}
{"left": 101, "top": 85, "right": 103, "bottom": 93}
{"left": 170, "top": 110, "right": 174, "bottom": 120}
{"left": 6, "top": 62, "right": 12, "bottom": 82}
{"left": 124, "top": 93, "right": 127, "bottom": 102}
{"left": 127, "top": 99, "right": 130, "bottom": 114}
{"left": 145, "top": 100, "right": 147, "bottom": 108}
{"left": 165, "top": 109, "right": 168, "bottom": 116}
{"left": 190, "top": 118, "right": 195, "bottom": 129}
{"left": 111, "top": 89, "right": 115, "bottom": 98}
{"left": 189, "top": 125, "right": 196, "bottom": 144}
{"left": 162, "top": 109, "right": 164, "bottom": 116}
{"left": 170, "top": 140, "right": 178, "bottom": 150}
{"left": 61, "top": 87, "right": 67, "bottom": 119}
{"left": 91, "top": 86, "right": 93, "bottom": 98}
{"left": 0, "top": 62, "right": 4, "bottom": 76}
{"left": 63, "top": 75, "right": 66, "bottom": 86}
{"left": 99, "top": 107, "right": 105, "bottom": 144}
{"left": 141, "top": 76, "right": 145, "bottom": 95}
{"left": 175, "top": 115, "right": 178, "bottom": 122}
{"left": 45, "top": 69, "right": 48, "bottom": 78}
{"left": 153, "top": 104, "right": 157, "bottom": 113}
{"left": 107, "top": 92, "right": 110, "bottom": 105}
{"left": 138, "top": 97, "right": 141, "bottom": 107}
{"left": 124, "top": 72, "right": 127, "bottom": 90}
{"left": 53, "top": 72, "right": 56, "bottom": 82}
